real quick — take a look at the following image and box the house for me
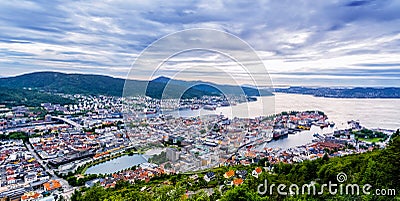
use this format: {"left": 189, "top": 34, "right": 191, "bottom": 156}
{"left": 37, "top": 195, "right": 55, "bottom": 201}
{"left": 85, "top": 179, "right": 104, "bottom": 188}
{"left": 189, "top": 174, "right": 199, "bottom": 181}
{"left": 252, "top": 167, "right": 263, "bottom": 178}
{"left": 236, "top": 170, "right": 247, "bottom": 178}
{"left": 24, "top": 172, "right": 37, "bottom": 183}
{"left": 223, "top": 170, "right": 235, "bottom": 179}
{"left": 7, "top": 177, "right": 16, "bottom": 185}
{"left": 203, "top": 172, "right": 215, "bottom": 182}
{"left": 233, "top": 178, "right": 243, "bottom": 186}
{"left": 0, "top": 187, "right": 28, "bottom": 201}
{"left": 21, "top": 191, "right": 43, "bottom": 201}
{"left": 43, "top": 180, "right": 62, "bottom": 192}
{"left": 224, "top": 180, "right": 233, "bottom": 186}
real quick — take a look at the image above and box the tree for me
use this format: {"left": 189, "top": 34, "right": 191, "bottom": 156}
{"left": 188, "top": 190, "right": 210, "bottom": 201}
{"left": 220, "top": 184, "right": 266, "bottom": 201}
{"left": 153, "top": 185, "right": 185, "bottom": 201}
{"left": 80, "top": 185, "right": 106, "bottom": 201}
{"left": 322, "top": 153, "right": 329, "bottom": 161}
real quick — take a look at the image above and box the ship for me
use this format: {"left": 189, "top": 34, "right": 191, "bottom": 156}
{"left": 313, "top": 121, "right": 328, "bottom": 129}
{"left": 190, "top": 105, "right": 200, "bottom": 110}
{"left": 246, "top": 96, "right": 257, "bottom": 102}
{"left": 203, "top": 105, "right": 216, "bottom": 110}
{"left": 220, "top": 101, "right": 230, "bottom": 107}
{"left": 178, "top": 105, "right": 189, "bottom": 110}
{"left": 312, "top": 133, "right": 322, "bottom": 142}
{"left": 144, "top": 108, "right": 157, "bottom": 114}
{"left": 297, "top": 125, "right": 311, "bottom": 130}
{"left": 272, "top": 128, "right": 289, "bottom": 140}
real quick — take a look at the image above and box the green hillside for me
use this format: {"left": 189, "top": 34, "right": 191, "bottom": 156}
{"left": 0, "top": 87, "right": 75, "bottom": 107}
{"left": 0, "top": 72, "right": 126, "bottom": 97}
{"left": 0, "top": 72, "right": 273, "bottom": 99}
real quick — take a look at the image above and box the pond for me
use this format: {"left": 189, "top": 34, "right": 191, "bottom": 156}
{"left": 85, "top": 155, "right": 147, "bottom": 175}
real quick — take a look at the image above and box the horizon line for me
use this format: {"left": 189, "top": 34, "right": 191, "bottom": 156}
{"left": 1, "top": 70, "right": 399, "bottom": 88}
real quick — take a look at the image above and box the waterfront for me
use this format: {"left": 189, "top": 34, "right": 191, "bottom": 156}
{"left": 166, "top": 93, "right": 400, "bottom": 130}
{"left": 85, "top": 155, "right": 147, "bottom": 175}
{"left": 265, "top": 125, "right": 335, "bottom": 149}
{"left": 162, "top": 93, "right": 399, "bottom": 150}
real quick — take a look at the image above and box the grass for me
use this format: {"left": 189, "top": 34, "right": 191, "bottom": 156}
{"left": 358, "top": 137, "right": 383, "bottom": 143}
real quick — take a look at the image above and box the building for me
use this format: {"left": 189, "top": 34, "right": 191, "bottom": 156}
{"left": 21, "top": 191, "right": 43, "bottom": 201}
{"left": 43, "top": 180, "right": 62, "bottom": 192}
{"left": 45, "top": 115, "right": 52, "bottom": 122}
{"left": 0, "top": 187, "right": 29, "bottom": 201}
{"left": 166, "top": 148, "right": 179, "bottom": 162}
{"left": 224, "top": 170, "right": 235, "bottom": 179}
{"left": 252, "top": 167, "right": 263, "bottom": 178}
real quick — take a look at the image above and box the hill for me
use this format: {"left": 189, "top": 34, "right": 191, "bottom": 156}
{"left": 0, "top": 87, "right": 75, "bottom": 107}
{"left": 0, "top": 72, "right": 273, "bottom": 99}
{"left": 141, "top": 76, "right": 272, "bottom": 99}
{"left": 0, "top": 72, "right": 126, "bottom": 97}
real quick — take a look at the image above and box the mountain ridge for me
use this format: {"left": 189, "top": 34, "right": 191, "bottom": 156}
{"left": 275, "top": 86, "right": 400, "bottom": 98}
{"left": 0, "top": 72, "right": 272, "bottom": 99}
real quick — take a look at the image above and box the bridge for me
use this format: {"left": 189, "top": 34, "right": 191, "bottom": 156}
{"left": 51, "top": 116, "right": 82, "bottom": 129}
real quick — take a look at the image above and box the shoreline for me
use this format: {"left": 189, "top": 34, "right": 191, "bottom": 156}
{"left": 273, "top": 92, "right": 400, "bottom": 100}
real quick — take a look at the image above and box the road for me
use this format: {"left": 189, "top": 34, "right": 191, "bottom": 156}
{"left": 51, "top": 116, "right": 82, "bottom": 129}
{"left": 25, "top": 141, "right": 75, "bottom": 199}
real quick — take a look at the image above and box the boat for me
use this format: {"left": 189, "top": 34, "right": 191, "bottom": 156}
{"left": 144, "top": 108, "right": 157, "bottom": 114}
{"left": 220, "top": 102, "right": 230, "bottom": 107}
{"left": 178, "top": 105, "right": 189, "bottom": 110}
{"left": 313, "top": 121, "right": 328, "bottom": 129}
{"left": 247, "top": 96, "right": 257, "bottom": 102}
{"left": 297, "top": 125, "right": 311, "bottom": 130}
{"left": 190, "top": 105, "right": 200, "bottom": 110}
{"left": 272, "top": 129, "right": 289, "bottom": 140}
{"left": 203, "top": 105, "right": 216, "bottom": 110}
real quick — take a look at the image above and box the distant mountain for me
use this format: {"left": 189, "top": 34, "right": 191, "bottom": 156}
{"left": 275, "top": 86, "right": 400, "bottom": 98}
{"left": 0, "top": 72, "right": 273, "bottom": 100}
{"left": 143, "top": 76, "right": 272, "bottom": 99}
{"left": 151, "top": 76, "right": 171, "bottom": 83}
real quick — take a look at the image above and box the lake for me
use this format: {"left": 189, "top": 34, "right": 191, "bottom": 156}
{"left": 85, "top": 155, "right": 147, "bottom": 175}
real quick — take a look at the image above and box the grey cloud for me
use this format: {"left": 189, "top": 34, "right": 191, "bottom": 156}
{"left": 0, "top": 0, "right": 399, "bottom": 86}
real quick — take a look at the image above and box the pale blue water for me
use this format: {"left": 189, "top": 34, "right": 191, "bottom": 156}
{"left": 85, "top": 155, "right": 147, "bottom": 175}
{"left": 266, "top": 126, "right": 335, "bottom": 149}
{"left": 165, "top": 93, "right": 400, "bottom": 130}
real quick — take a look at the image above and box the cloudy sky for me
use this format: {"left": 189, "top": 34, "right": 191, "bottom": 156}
{"left": 1, "top": 0, "right": 400, "bottom": 86}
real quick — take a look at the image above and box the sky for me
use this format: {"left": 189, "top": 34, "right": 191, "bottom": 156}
{"left": 1, "top": 0, "right": 400, "bottom": 86}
